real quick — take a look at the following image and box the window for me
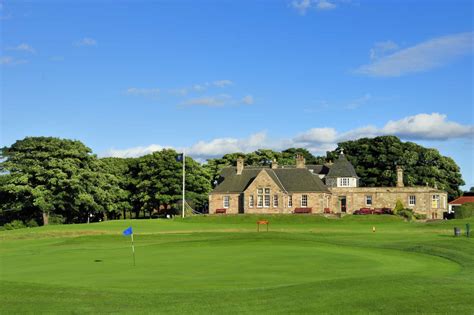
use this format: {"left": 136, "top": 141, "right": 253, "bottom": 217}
{"left": 257, "top": 189, "right": 263, "bottom": 207}
{"left": 288, "top": 195, "right": 293, "bottom": 207}
{"left": 409, "top": 195, "right": 416, "bottom": 206}
{"left": 273, "top": 195, "right": 278, "bottom": 207}
{"left": 249, "top": 195, "right": 254, "bottom": 208}
{"left": 257, "top": 195, "right": 263, "bottom": 207}
{"left": 301, "top": 195, "right": 308, "bottom": 207}
{"left": 340, "top": 178, "right": 350, "bottom": 187}
{"left": 223, "top": 196, "right": 230, "bottom": 208}
{"left": 366, "top": 195, "right": 372, "bottom": 206}
{"left": 264, "top": 195, "right": 270, "bottom": 207}
{"left": 432, "top": 195, "right": 440, "bottom": 208}
{"left": 264, "top": 188, "right": 270, "bottom": 207}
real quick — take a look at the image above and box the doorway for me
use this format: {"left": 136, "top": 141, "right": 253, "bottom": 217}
{"left": 339, "top": 196, "right": 347, "bottom": 213}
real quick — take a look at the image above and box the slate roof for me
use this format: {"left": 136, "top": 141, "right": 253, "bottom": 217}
{"left": 306, "top": 164, "right": 330, "bottom": 175}
{"left": 326, "top": 154, "right": 359, "bottom": 178}
{"left": 211, "top": 166, "right": 329, "bottom": 194}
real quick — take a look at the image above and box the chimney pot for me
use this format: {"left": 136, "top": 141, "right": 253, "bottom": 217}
{"left": 296, "top": 154, "right": 305, "bottom": 169}
{"left": 396, "top": 166, "right": 404, "bottom": 187}
{"left": 236, "top": 158, "right": 244, "bottom": 175}
{"left": 271, "top": 159, "right": 278, "bottom": 169}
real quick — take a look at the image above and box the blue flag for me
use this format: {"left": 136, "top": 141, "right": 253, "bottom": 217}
{"left": 176, "top": 153, "right": 183, "bottom": 162}
{"left": 123, "top": 227, "right": 133, "bottom": 236}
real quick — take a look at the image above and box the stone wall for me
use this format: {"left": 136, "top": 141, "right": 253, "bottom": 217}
{"left": 208, "top": 193, "right": 240, "bottom": 214}
{"left": 329, "top": 186, "right": 447, "bottom": 218}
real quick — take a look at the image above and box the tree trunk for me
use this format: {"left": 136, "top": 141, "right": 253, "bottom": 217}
{"left": 42, "top": 211, "right": 49, "bottom": 226}
{"left": 103, "top": 211, "right": 108, "bottom": 221}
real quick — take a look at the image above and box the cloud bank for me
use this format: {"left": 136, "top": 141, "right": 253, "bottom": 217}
{"left": 102, "top": 113, "right": 473, "bottom": 159}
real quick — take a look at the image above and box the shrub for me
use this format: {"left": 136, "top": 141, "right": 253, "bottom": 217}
{"left": 393, "top": 200, "right": 404, "bottom": 214}
{"left": 4, "top": 220, "right": 26, "bottom": 230}
{"left": 414, "top": 213, "right": 427, "bottom": 220}
{"left": 26, "top": 219, "right": 39, "bottom": 228}
{"left": 48, "top": 214, "right": 65, "bottom": 225}
{"left": 396, "top": 208, "right": 414, "bottom": 221}
{"left": 454, "top": 202, "right": 474, "bottom": 219}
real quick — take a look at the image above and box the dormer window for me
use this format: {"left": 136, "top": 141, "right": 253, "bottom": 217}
{"left": 340, "top": 178, "right": 350, "bottom": 187}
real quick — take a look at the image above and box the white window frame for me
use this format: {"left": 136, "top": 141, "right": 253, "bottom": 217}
{"left": 257, "top": 195, "right": 263, "bottom": 208}
{"left": 264, "top": 195, "right": 270, "bottom": 208}
{"left": 408, "top": 195, "right": 416, "bottom": 207}
{"left": 288, "top": 195, "right": 293, "bottom": 207}
{"left": 301, "top": 195, "right": 308, "bottom": 207}
{"left": 432, "top": 194, "right": 440, "bottom": 208}
{"left": 340, "top": 178, "right": 350, "bottom": 187}
{"left": 249, "top": 195, "right": 254, "bottom": 208}
{"left": 366, "top": 195, "right": 372, "bottom": 206}
{"left": 223, "top": 196, "right": 230, "bottom": 208}
{"left": 273, "top": 195, "right": 278, "bottom": 207}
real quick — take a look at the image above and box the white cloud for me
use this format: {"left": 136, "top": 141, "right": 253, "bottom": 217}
{"left": 369, "top": 40, "right": 398, "bottom": 60}
{"left": 104, "top": 144, "right": 169, "bottom": 158}
{"left": 212, "top": 80, "right": 233, "bottom": 87}
{"left": 102, "top": 113, "right": 472, "bottom": 159}
{"left": 241, "top": 95, "right": 254, "bottom": 105}
{"left": 356, "top": 32, "right": 474, "bottom": 77}
{"left": 291, "top": 0, "right": 338, "bottom": 14}
{"left": 294, "top": 127, "right": 338, "bottom": 144}
{"left": 125, "top": 87, "right": 160, "bottom": 96}
{"left": 183, "top": 95, "right": 231, "bottom": 107}
{"left": 7, "top": 43, "right": 35, "bottom": 53}
{"left": 316, "top": 0, "right": 336, "bottom": 10}
{"left": 74, "top": 37, "right": 97, "bottom": 47}
{"left": 0, "top": 56, "right": 28, "bottom": 65}
{"left": 381, "top": 113, "right": 473, "bottom": 140}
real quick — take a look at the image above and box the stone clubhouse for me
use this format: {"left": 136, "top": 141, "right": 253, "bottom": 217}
{"left": 208, "top": 152, "right": 447, "bottom": 219}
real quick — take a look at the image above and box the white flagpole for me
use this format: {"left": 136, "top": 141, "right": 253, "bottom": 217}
{"left": 131, "top": 232, "right": 136, "bottom": 266}
{"left": 182, "top": 149, "right": 185, "bottom": 218}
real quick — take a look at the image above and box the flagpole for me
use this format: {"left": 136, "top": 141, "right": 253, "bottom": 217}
{"left": 131, "top": 232, "right": 136, "bottom": 266}
{"left": 182, "top": 149, "right": 186, "bottom": 219}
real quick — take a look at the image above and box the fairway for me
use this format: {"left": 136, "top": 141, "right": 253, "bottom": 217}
{"left": 1, "top": 216, "right": 473, "bottom": 314}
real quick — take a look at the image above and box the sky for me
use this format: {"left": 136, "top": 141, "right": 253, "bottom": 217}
{"left": 1, "top": 0, "right": 473, "bottom": 189}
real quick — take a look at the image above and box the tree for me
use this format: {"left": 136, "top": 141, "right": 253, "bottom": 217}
{"left": 135, "top": 149, "right": 211, "bottom": 216}
{"left": 0, "top": 137, "right": 122, "bottom": 225}
{"left": 330, "top": 136, "right": 464, "bottom": 199}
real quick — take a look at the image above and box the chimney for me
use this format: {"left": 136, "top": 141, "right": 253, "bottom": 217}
{"left": 396, "top": 166, "right": 404, "bottom": 187}
{"left": 295, "top": 154, "right": 305, "bottom": 169}
{"left": 236, "top": 157, "right": 244, "bottom": 175}
{"left": 271, "top": 159, "right": 278, "bottom": 169}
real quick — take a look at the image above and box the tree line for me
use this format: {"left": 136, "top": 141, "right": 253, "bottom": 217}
{"left": 0, "top": 135, "right": 465, "bottom": 226}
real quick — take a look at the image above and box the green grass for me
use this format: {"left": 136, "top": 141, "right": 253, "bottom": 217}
{"left": 1, "top": 215, "right": 473, "bottom": 314}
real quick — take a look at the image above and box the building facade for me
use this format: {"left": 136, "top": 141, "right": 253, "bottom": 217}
{"left": 209, "top": 153, "right": 448, "bottom": 218}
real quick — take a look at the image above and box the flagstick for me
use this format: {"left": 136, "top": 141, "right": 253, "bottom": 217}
{"left": 131, "top": 232, "right": 136, "bottom": 266}
{"left": 182, "top": 149, "right": 186, "bottom": 219}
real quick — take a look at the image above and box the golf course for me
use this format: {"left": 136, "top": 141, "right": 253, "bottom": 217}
{"left": 1, "top": 215, "right": 473, "bottom": 314}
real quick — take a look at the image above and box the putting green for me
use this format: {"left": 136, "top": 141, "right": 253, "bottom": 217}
{"left": 1, "top": 216, "right": 473, "bottom": 314}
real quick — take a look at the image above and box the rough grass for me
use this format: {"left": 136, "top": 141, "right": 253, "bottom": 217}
{"left": 1, "top": 215, "right": 473, "bottom": 314}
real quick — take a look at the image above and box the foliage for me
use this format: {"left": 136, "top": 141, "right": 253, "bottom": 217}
{"left": 25, "top": 219, "right": 39, "bottom": 227}
{"left": 3, "top": 220, "right": 26, "bottom": 230}
{"left": 135, "top": 149, "right": 211, "bottom": 215}
{"left": 454, "top": 202, "right": 474, "bottom": 219}
{"left": 393, "top": 200, "right": 405, "bottom": 214}
{"left": 396, "top": 208, "right": 414, "bottom": 221}
{"left": 413, "top": 213, "right": 427, "bottom": 220}
{"left": 331, "top": 136, "right": 464, "bottom": 199}
{"left": 0, "top": 137, "right": 126, "bottom": 225}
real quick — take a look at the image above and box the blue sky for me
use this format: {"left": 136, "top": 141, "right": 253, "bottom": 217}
{"left": 1, "top": 0, "right": 473, "bottom": 188}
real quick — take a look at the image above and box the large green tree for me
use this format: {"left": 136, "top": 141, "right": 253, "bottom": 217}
{"left": 135, "top": 149, "right": 211, "bottom": 215}
{"left": 328, "top": 136, "right": 464, "bottom": 199}
{"left": 0, "top": 137, "right": 123, "bottom": 225}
